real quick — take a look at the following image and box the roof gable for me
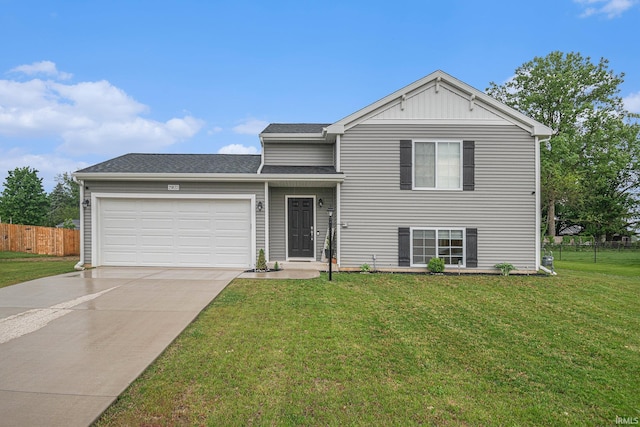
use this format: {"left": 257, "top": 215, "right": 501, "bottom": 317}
{"left": 326, "top": 70, "right": 553, "bottom": 137}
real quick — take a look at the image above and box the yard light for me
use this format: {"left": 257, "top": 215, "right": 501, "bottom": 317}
{"left": 82, "top": 199, "right": 90, "bottom": 209}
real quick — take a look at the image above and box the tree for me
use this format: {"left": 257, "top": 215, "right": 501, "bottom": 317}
{"left": 48, "top": 172, "right": 80, "bottom": 227}
{"left": 486, "top": 51, "right": 638, "bottom": 237}
{"left": 0, "top": 167, "right": 50, "bottom": 226}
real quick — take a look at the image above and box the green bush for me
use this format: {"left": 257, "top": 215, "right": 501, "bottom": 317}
{"left": 494, "top": 262, "right": 515, "bottom": 276}
{"left": 427, "top": 257, "right": 445, "bottom": 273}
{"left": 256, "top": 249, "right": 267, "bottom": 271}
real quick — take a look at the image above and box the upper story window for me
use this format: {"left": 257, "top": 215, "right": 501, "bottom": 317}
{"left": 413, "top": 141, "right": 462, "bottom": 190}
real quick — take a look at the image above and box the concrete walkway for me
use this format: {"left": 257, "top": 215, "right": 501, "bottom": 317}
{"left": 0, "top": 267, "right": 242, "bottom": 427}
{"left": 238, "top": 261, "right": 330, "bottom": 279}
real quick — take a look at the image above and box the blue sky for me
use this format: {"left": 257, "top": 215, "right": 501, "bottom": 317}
{"left": 1, "top": 0, "right": 639, "bottom": 191}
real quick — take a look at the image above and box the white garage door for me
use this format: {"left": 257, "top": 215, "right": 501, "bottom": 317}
{"left": 98, "top": 197, "right": 252, "bottom": 268}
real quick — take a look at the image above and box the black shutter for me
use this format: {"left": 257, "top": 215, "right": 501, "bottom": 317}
{"left": 466, "top": 228, "right": 478, "bottom": 268}
{"left": 400, "top": 140, "right": 412, "bottom": 190}
{"left": 463, "top": 141, "right": 475, "bottom": 191}
{"left": 398, "top": 227, "right": 410, "bottom": 266}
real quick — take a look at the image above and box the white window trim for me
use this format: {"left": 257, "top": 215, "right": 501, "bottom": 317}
{"left": 412, "top": 140, "right": 463, "bottom": 190}
{"left": 410, "top": 227, "right": 466, "bottom": 267}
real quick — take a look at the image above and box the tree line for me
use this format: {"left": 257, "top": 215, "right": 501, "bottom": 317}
{"left": 487, "top": 51, "right": 639, "bottom": 240}
{"left": 0, "top": 167, "right": 79, "bottom": 228}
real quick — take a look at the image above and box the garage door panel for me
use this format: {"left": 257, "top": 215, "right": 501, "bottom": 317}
{"left": 177, "top": 219, "right": 211, "bottom": 231}
{"left": 99, "top": 197, "right": 251, "bottom": 268}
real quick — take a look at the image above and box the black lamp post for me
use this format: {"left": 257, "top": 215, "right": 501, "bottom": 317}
{"left": 327, "top": 207, "right": 334, "bottom": 281}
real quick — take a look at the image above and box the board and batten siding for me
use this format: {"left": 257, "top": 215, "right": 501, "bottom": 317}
{"left": 263, "top": 143, "right": 335, "bottom": 166}
{"left": 82, "top": 181, "right": 265, "bottom": 266}
{"left": 269, "top": 187, "right": 335, "bottom": 261}
{"left": 339, "top": 124, "right": 537, "bottom": 270}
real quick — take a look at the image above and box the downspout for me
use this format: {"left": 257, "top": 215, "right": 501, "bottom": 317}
{"left": 264, "top": 181, "right": 269, "bottom": 262}
{"left": 536, "top": 136, "right": 551, "bottom": 273}
{"left": 74, "top": 178, "right": 85, "bottom": 270}
{"left": 257, "top": 135, "right": 265, "bottom": 174}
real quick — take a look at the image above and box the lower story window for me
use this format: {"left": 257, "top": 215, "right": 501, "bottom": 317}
{"left": 412, "top": 228, "right": 464, "bottom": 266}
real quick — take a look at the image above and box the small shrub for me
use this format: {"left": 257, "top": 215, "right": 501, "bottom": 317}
{"left": 427, "top": 257, "right": 445, "bottom": 274}
{"left": 256, "top": 249, "right": 267, "bottom": 271}
{"left": 494, "top": 262, "right": 515, "bottom": 276}
{"left": 360, "top": 263, "right": 371, "bottom": 273}
{"left": 273, "top": 261, "right": 280, "bottom": 271}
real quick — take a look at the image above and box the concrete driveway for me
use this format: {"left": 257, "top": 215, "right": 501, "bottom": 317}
{"left": 0, "top": 267, "right": 242, "bottom": 427}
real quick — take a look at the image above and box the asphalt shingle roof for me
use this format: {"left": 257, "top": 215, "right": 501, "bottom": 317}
{"left": 76, "top": 153, "right": 262, "bottom": 174}
{"left": 261, "top": 123, "right": 330, "bottom": 134}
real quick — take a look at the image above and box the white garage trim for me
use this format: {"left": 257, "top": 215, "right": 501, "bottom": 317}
{"left": 91, "top": 193, "right": 256, "bottom": 268}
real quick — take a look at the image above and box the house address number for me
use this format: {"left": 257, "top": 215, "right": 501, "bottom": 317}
{"left": 167, "top": 185, "right": 180, "bottom": 191}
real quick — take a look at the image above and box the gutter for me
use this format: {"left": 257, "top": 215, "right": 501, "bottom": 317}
{"left": 73, "top": 172, "right": 346, "bottom": 183}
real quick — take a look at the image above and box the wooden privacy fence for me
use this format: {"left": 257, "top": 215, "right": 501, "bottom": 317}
{"left": 0, "top": 223, "right": 80, "bottom": 256}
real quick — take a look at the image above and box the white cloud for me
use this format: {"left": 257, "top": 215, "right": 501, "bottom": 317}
{"left": 0, "top": 62, "right": 204, "bottom": 155}
{"left": 217, "top": 144, "right": 259, "bottom": 154}
{"left": 574, "top": 0, "right": 637, "bottom": 18}
{"left": 232, "top": 118, "right": 269, "bottom": 135}
{"left": 623, "top": 91, "right": 640, "bottom": 113}
{"left": 8, "top": 60, "right": 73, "bottom": 80}
{"left": 207, "top": 126, "right": 223, "bottom": 135}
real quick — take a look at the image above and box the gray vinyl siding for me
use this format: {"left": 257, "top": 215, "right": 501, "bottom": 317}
{"left": 264, "top": 143, "right": 334, "bottom": 166}
{"left": 269, "top": 187, "right": 336, "bottom": 261}
{"left": 82, "top": 181, "right": 265, "bottom": 266}
{"left": 339, "top": 123, "right": 537, "bottom": 270}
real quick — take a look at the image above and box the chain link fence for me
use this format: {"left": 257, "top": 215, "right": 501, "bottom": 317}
{"left": 542, "top": 238, "right": 640, "bottom": 263}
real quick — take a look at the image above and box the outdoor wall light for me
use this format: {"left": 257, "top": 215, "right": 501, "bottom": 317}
{"left": 318, "top": 198, "right": 324, "bottom": 208}
{"left": 82, "top": 199, "right": 90, "bottom": 209}
{"left": 257, "top": 201, "right": 263, "bottom": 212}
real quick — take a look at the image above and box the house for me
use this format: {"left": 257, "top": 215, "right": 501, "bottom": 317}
{"left": 73, "top": 70, "right": 553, "bottom": 272}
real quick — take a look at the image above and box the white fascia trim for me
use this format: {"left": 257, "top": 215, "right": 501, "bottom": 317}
{"left": 74, "top": 172, "right": 345, "bottom": 183}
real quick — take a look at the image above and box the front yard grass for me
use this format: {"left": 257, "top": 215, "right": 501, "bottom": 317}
{"left": 0, "top": 252, "right": 78, "bottom": 289}
{"left": 97, "top": 262, "right": 639, "bottom": 426}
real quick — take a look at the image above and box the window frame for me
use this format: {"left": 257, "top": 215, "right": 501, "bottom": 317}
{"left": 410, "top": 227, "right": 466, "bottom": 267}
{"left": 412, "top": 140, "right": 463, "bottom": 190}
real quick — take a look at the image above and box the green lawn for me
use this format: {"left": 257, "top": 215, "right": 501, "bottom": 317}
{"left": 96, "top": 258, "right": 640, "bottom": 426}
{"left": 551, "top": 247, "right": 640, "bottom": 277}
{"left": 0, "top": 252, "right": 78, "bottom": 289}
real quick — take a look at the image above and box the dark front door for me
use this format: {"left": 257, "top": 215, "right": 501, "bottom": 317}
{"left": 288, "top": 198, "right": 314, "bottom": 258}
